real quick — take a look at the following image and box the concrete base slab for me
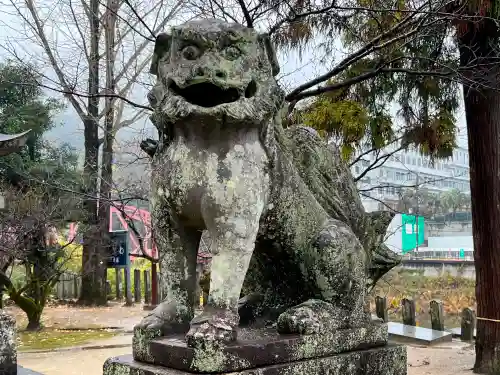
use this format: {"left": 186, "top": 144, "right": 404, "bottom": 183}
{"left": 388, "top": 322, "right": 453, "bottom": 345}
{"left": 17, "top": 365, "right": 44, "bottom": 375}
{"left": 104, "top": 344, "right": 407, "bottom": 375}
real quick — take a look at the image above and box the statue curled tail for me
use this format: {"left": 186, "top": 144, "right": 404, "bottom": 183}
{"left": 282, "top": 125, "right": 401, "bottom": 290}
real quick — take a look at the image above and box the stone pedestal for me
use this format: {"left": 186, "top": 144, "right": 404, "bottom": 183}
{"left": 0, "top": 310, "right": 17, "bottom": 375}
{"left": 103, "top": 322, "right": 407, "bottom": 375}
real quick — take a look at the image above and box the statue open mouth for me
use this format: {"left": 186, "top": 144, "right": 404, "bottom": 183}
{"left": 169, "top": 80, "right": 257, "bottom": 108}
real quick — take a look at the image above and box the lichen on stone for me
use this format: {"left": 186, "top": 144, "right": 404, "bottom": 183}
{"left": 132, "top": 326, "right": 161, "bottom": 363}
{"left": 0, "top": 310, "right": 17, "bottom": 374}
{"left": 190, "top": 342, "right": 226, "bottom": 372}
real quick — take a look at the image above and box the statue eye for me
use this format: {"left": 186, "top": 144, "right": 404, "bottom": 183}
{"left": 181, "top": 45, "right": 200, "bottom": 60}
{"left": 223, "top": 46, "right": 241, "bottom": 61}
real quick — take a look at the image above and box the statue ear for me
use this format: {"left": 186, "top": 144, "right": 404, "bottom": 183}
{"left": 150, "top": 33, "right": 172, "bottom": 76}
{"left": 259, "top": 33, "right": 280, "bottom": 76}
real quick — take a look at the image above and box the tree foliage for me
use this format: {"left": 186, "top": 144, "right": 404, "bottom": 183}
{"left": 0, "top": 60, "right": 66, "bottom": 184}
{"left": 290, "top": 0, "right": 460, "bottom": 160}
{"left": 0, "top": 183, "right": 81, "bottom": 330}
{"left": 0, "top": 59, "right": 83, "bottom": 327}
{"left": 0, "top": 139, "right": 82, "bottom": 329}
{"left": 394, "top": 187, "right": 470, "bottom": 217}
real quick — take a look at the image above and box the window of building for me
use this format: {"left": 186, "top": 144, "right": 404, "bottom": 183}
{"left": 418, "top": 158, "right": 422, "bottom": 166}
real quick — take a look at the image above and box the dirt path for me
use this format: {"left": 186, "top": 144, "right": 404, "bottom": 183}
{"left": 18, "top": 340, "right": 476, "bottom": 375}
{"left": 407, "top": 341, "right": 475, "bottom": 375}
{"left": 19, "top": 347, "right": 131, "bottom": 375}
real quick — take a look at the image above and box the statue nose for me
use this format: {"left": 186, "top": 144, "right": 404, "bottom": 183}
{"left": 195, "top": 67, "right": 227, "bottom": 79}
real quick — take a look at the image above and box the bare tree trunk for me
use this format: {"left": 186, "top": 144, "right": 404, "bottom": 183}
{"left": 459, "top": 24, "right": 500, "bottom": 373}
{"left": 26, "top": 310, "right": 43, "bottom": 331}
{"left": 97, "top": 0, "right": 119, "bottom": 296}
{"left": 79, "top": 0, "right": 106, "bottom": 306}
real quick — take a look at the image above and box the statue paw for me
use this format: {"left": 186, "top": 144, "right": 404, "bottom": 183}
{"left": 135, "top": 301, "right": 191, "bottom": 335}
{"left": 186, "top": 308, "right": 239, "bottom": 348}
{"left": 277, "top": 299, "right": 347, "bottom": 335}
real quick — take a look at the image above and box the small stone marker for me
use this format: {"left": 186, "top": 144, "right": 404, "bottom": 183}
{"left": 429, "top": 300, "right": 445, "bottom": 331}
{"left": 0, "top": 310, "right": 17, "bottom": 375}
{"left": 461, "top": 307, "right": 476, "bottom": 341}
{"left": 375, "top": 296, "right": 388, "bottom": 322}
{"left": 402, "top": 298, "right": 416, "bottom": 326}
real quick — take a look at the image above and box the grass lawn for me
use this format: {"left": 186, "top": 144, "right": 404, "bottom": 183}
{"left": 17, "top": 329, "right": 117, "bottom": 351}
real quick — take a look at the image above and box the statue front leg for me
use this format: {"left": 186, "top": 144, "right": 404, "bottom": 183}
{"left": 186, "top": 203, "right": 264, "bottom": 347}
{"left": 136, "top": 216, "right": 200, "bottom": 335}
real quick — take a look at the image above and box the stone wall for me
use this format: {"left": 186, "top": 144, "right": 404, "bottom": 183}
{"left": 0, "top": 310, "right": 16, "bottom": 375}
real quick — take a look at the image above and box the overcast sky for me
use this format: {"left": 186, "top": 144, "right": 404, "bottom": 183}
{"left": 0, "top": 2, "right": 468, "bottom": 153}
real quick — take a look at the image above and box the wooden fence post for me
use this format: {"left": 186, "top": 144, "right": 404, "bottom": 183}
{"left": 74, "top": 276, "right": 79, "bottom": 299}
{"left": 430, "top": 300, "right": 445, "bottom": 331}
{"left": 401, "top": 298, "right": 416, "bottom": 326}
{"left": 124, "top": 267, "right": 133, "bottom": 306}
{"left": 57, "top": 274, "right": 64, "bottom": 300}
{"left": 144, "top": 270, "right": 151, "bottom": 305}
{"left": 77, "top": 277, "right": 82, "bottom": 300}
{"left": 134, "top": 269, "right": 142, "bottom": 303}
{"left": 375, "top": 296, "right": 388, "bottom": 322}
{"left": 115, "top": 268, "right": 123, "bottom": 300}
{"left": 461, "top": 307, "right": 476, "bottom": 341}
{"left": 151, "top": 263, "right": 158, "bottom": 306}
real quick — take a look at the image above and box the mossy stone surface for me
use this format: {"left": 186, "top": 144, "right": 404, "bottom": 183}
{"left": 133, "top": 326, "right": 162, "bottom": 363}
{"left": 104, "top": 344, "right": 407, "bottom": 375}
{"left": 144, "top": 322, "right": 388, "bottom": 372}
{"left": 0, "top": 310, "right": 17, "bottom": 375}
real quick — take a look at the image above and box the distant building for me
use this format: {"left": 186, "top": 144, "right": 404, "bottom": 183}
{"left": 350, "top": 144, "right": 473, "bottom": 254}
{"left": 352, "top": 145, "right": 470, "bottom": 213}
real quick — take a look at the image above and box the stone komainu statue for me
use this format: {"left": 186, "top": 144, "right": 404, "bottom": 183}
{"left": 138, "top": 19, "right": 401, "bottom": 347}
